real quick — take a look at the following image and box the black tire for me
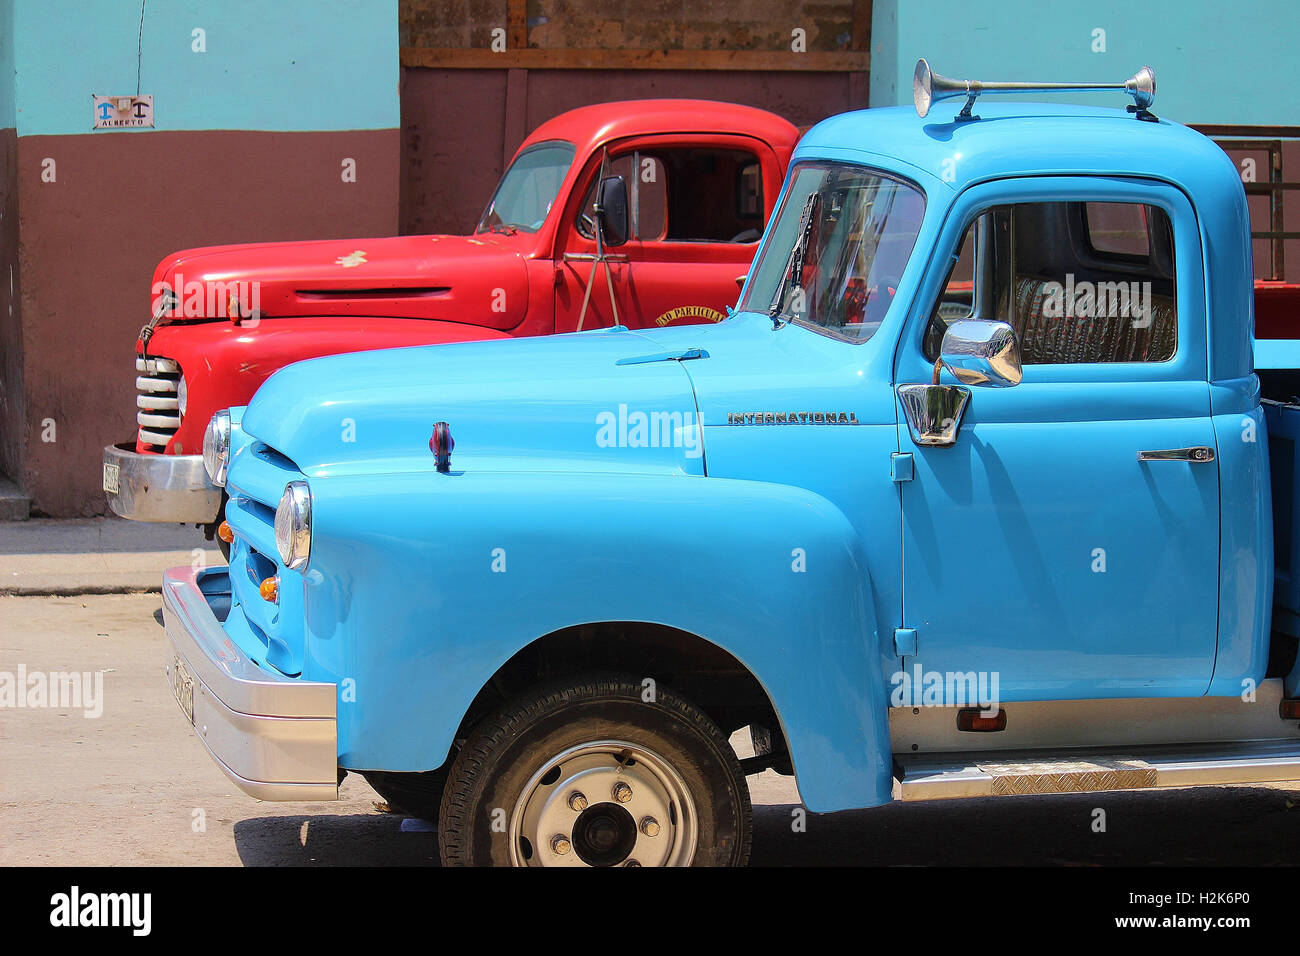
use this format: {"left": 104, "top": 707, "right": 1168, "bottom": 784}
{"left": 438, "top": 674, "right": 751, "bottom": 867}
{"left": 362, "top": 768, "right": 450, "bottom": 820}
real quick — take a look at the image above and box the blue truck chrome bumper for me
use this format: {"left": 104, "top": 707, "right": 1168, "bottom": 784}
{"left": 161, "top": 565, "right": 338, "bottom": 800}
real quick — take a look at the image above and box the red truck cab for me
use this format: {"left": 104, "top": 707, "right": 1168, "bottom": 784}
{"left": 102, "top": 100, "right": 799, "bottom": 533}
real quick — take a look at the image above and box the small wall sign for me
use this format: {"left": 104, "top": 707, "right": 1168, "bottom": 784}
{"left": 92, "top": 95, "right": 154, "bottom": 129}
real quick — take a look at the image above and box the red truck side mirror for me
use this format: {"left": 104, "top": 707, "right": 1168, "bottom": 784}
{"left": 596, "top": 175, "right": 629, "bottom": 247}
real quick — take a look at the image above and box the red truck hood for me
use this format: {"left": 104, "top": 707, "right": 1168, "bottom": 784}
{"left": 152, "top": 232, "right": 531, "bottom": 330}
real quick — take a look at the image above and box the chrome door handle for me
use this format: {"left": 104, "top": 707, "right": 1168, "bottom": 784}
{"left": 1138, "top": 446, "right": 1215, "bottom": 462}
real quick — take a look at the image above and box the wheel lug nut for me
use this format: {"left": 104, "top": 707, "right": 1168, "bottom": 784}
{"left": 612, "top": 782, "right": 633, "bottom": 803}
{"left": 567, "top": 791, "right": 588, "bottom": 812}
{"left": 639, "top": 816, "right": 661, "bottom": 837}
{"left": 624, "top": 859, "right": 642, "bottom": 867}
{"left": 550, "top": 835, "right": 572, "bottom": 855}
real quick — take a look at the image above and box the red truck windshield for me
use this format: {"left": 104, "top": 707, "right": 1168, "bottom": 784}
{"left": 477, "top": 140, "right": 577, "bottom": 234}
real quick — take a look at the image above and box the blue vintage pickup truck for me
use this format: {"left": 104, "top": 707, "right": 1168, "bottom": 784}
{"left": 163, "top": 64, "right": 1300, "bottom": 867}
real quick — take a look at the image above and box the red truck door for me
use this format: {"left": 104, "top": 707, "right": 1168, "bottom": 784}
{"left": 553, "top": 134, "right": 781, "bottom": 333}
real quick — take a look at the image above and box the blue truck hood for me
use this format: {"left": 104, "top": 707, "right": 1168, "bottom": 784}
{"left": 239, "top": 327, "right": 713, "bottom": 477}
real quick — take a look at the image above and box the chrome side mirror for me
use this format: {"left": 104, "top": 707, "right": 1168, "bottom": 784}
{"left": 898, "top": 320, "right": 1021, "bottom": 447}
{"left": 938, "top": 319, "right": 1022, "bottom": 388}
{"left": 897, "top": 383, "right": 970, "bottom": 446}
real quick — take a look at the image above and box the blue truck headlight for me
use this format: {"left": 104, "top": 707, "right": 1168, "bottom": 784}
{"left": 202, "top": 410, "right": 231, "bottom": 486}
{"left": 275, "top": 481, "right": 312, "bottom": 571}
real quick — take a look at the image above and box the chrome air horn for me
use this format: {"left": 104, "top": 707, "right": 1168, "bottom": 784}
{"left": 912, "top": 58, "right": 1156, "bottom": 122}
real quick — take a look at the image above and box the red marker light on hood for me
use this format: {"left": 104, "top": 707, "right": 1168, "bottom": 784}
{"left": 430, "top": 421, "right": 454, "bottom": 473}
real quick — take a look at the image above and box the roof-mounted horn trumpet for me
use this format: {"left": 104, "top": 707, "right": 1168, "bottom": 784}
{"left": 912, "top": 58, "right": 1157, "bottom": 123}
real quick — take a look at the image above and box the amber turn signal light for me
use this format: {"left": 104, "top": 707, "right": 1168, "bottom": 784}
{"left": 216, "top": 521, "right": 234, "bottom": 544}
{"left": 956, "top": 708, "right": 1007, "bottom": 732}
{"left": 259, "top": 575, "right": 279, "bottom": 603}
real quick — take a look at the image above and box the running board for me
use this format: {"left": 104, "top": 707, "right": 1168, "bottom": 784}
{"left": 889, "top": 679, "right": 1300, "bottom": 754}
{"left": 894, "top": 739, "right": 1300, "bottom": 801}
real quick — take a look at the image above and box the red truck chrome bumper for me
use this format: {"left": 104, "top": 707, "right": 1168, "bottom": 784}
{"left": 162, "top": 565, "right": 338, "bottom": 801}
{"left": 103, "top": 443, "right": 221, "bottom": 523}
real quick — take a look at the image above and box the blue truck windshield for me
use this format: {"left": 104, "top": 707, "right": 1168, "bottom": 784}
{"left": 477, "top": 141, "right": 577, "bottom": 234}
{"left": 743, "top": 163, "right": 926, "bottom": 342}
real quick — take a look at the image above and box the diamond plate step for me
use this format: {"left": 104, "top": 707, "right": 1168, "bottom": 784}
{"left": 976, "top": 756, "right": 1157, "bottom": 795}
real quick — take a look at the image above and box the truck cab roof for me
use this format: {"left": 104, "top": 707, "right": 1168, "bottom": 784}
{"left": 791, "top": 102, "right": 1256, "bottom": 381}
{"left": 797, "top": 103, "right": 1234, "bottom": 193}
{"left": 524, "top": 98, "right": 801, "bottom": 156}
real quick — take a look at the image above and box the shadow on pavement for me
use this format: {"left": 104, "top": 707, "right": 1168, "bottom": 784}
{"left": 234, "top": 814, "right": 442, "bottom": 866}
{"left": 230, "top": 785, "right": 1298, "bottom": 866}
{"left": 750, "top": 785, "right": 1300, "bottom": 866}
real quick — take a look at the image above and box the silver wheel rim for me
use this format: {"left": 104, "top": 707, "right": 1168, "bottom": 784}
{"left": 508, "top": 739, "right": 698, "bottom": 867}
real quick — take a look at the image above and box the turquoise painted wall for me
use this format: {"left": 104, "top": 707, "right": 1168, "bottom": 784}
{"left": 0, "top": 0, "right": 14, "bottom": 129}
{"left": 871, "top": 0, "right": 1300, "bottom": 126}
{"left": 12, "top": 0, "right": 398, "bottom": 136}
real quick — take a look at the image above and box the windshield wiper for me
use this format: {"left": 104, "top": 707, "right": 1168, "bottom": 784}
{"left": 768, "top": 192, "right": 820, "bottom": 330}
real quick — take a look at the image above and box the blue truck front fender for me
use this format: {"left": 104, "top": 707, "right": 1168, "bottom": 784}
{"left": 302, "top": 469, "right": 895, "bottom": 812}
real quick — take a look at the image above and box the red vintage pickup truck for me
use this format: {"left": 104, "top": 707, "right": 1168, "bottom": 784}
{"left": 102, "top": 99, "right": 799, "bottom": 541}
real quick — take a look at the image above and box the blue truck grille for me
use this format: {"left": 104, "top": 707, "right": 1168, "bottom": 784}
{"left": 225, "top": 438, "right": 308, "bottom": 676}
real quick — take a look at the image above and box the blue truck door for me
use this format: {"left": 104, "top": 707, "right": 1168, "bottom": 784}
{"left": 892, "top": 177, "right": 1218, "bottom": 701}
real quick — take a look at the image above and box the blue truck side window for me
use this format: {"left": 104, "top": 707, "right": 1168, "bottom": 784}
{"left": 923, "top": 201, "right": 1177, "bottom": 365}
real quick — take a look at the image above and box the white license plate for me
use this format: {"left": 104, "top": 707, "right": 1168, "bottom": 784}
{"left": 169, "top": 655, "right": 194, "bottom": 724}
{"left": 102, "top": 462, "right": 120, "bottom": 494}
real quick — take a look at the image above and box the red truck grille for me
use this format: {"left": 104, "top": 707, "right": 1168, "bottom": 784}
{"left": 136, "top": 355, "right": 181, "bottom": 450}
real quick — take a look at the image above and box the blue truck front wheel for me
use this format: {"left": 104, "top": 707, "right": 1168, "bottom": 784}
{"left": 437, "top": 674, "right": 752, "bottom": 867}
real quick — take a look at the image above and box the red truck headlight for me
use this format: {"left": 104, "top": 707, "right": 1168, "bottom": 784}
{"left": 202, "top": 410, "right": 232, "bottom": 486}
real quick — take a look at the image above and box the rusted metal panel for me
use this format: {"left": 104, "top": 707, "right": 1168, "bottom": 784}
{"left": 400, "top": 0, "right": 859, "bottom": 52}
{"left": 400, "top": 67, "right": 862, "bottom": 236}
{"left": 1200, "top": 126, "right": 1300, "bottom": 281}
{"left": 401, "top": 48, "right": 868, "bottom": 70}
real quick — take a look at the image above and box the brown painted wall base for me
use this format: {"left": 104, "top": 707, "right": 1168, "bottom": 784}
{"left": 0, "top": 126, "right": 22, "bottom": 487}
{"left": 14, "top": 128, "right": 399, "bottom": 516}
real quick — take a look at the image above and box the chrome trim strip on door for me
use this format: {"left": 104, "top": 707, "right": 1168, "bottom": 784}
{"left": 1138, "top": 446, "right": 1215, "bottom": 462}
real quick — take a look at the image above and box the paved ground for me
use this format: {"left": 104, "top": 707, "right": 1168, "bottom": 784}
{"left": 0, "top": 517, "right": 221, "bottom": 595}
{"left": 2, "top": 587, "right": 1298, "bottom": 866}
